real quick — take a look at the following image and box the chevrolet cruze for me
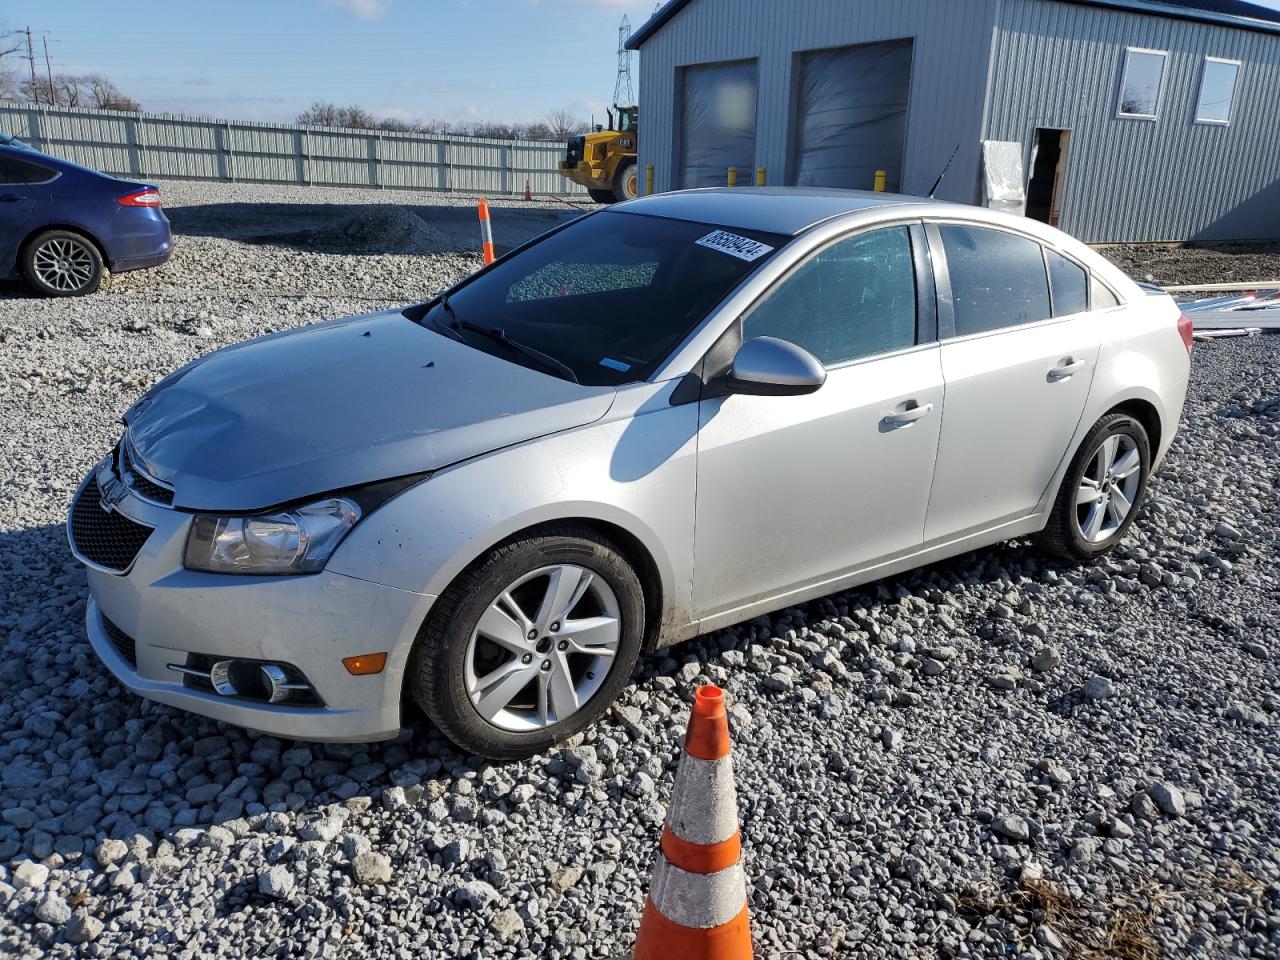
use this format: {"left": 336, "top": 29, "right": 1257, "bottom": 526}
{"left": 68, "top": 188, "right": 1191, "bottom": 758}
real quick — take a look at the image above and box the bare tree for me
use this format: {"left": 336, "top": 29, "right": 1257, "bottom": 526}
{"left": 83, "top": 74, "right": 139, "bottom": 112}
{"left": 297, "top": 102, "right": 378, "bottom": 129}
{"left": 0, "top": 27, "right": 25, "bottom": 100}
{"left": 13, "top": 71, "right": 140, "bottom": 111}
{"left": 541, "top": 108, "right": 588, "bottom": 140}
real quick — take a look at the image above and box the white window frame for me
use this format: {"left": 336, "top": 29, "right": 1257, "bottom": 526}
{"left": 1116, "top": 46, "right": 1169, "bottom": 121}
{"left": 1194, "top": 56, "right": 1242, "bottom": 126}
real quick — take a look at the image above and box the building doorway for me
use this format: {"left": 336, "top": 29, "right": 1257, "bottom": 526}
{"left": 1027, "top": 128, "right": 1070, "bottom": 226}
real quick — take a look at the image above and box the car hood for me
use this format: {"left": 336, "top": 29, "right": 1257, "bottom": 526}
{"left": 124, "top": 309, "right": 616, "bottom": 511}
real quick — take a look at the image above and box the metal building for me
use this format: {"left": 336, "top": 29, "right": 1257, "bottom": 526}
{"left": 627, "top": 0, "right": 1280, "bottom": 242}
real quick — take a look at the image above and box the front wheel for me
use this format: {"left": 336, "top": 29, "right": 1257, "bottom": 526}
{"left": 1040, "top": 413, "right": 1151, "bottom": 561}
{"left": 407, "top": 526, "right": 645, "bottom": 759}
{"left": 587, "top": 188, "right": 615, "bottom": 204}
{"left": 613, "top": 159, "right": 639, "bottom": 202}
{"left": 22, "top": 229, "right": 104, "bottom": 297}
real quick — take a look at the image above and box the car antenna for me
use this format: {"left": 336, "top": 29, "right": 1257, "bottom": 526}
{"left": 928, "top": 145, "right": 961, "bottom": 199}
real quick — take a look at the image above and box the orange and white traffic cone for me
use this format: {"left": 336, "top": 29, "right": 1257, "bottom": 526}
{"left": 523, "top": 177, "right": 533, "bottom": 202}
{"left": 477, "top": 198, "right": 495, "bottom": 265}
{"left": 631, "top": 685, "right": 753, "bottom": 960}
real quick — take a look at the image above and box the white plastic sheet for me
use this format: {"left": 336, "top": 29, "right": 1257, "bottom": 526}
{"left": 982, "top": 140, "right": 1027, "bottom": 216}
{"left": 678, "top": 60, "right": 758, "bottom": 189}
{"left": 793, "top": 40, "right": 913, "bottom": 191}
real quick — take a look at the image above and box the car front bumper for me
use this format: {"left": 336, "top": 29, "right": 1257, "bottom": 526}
{"left": 70, "top": 462, "right": 437, "bottom": 742}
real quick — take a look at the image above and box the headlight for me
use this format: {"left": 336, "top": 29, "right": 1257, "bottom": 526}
{"left": 184, "top": 497, "right": 361, "bottom": 575}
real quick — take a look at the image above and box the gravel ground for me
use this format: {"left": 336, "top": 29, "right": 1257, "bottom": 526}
{"left": 1, "top": 181, "right": 1278, "bottom": 959}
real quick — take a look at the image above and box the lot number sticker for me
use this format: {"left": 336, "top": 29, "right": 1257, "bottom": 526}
{"left": 695, "top": 230, "right": 774, "bottom": 262}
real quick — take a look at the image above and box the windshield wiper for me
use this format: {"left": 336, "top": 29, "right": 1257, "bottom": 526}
{"left": 455, "top": 320, "right": 579, "bottom": 384}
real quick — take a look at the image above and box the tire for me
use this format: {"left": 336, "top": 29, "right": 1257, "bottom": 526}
{"left": 587, "top": 188, "right": 615, "bottom": 205}
{"left": 22, "top": 229, "right": 104, "bottom": 297}
{"left": 612, "top": 159, "right": 639, "bottom": 202}
{"left": 407, "top": 525, "right": 645, "bottom": 759}
{"left": 1040, "top": 413, "right": 1152, "bottom": 561}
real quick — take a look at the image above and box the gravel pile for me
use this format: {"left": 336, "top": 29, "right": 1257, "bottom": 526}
{"left": 1101, "top": 242, "right": 1280, "bottom": 288}
{"left": 1, "top": 182, "right": 1278, "bottom": 959}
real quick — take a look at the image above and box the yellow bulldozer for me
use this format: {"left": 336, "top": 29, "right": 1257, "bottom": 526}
{"left": 560, "top": 106, "right": 638, "bottom": 204}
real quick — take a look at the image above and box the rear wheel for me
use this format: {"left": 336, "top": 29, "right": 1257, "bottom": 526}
{"left": 613, "top": 159, "right": 639, "bottom": 202}
{"left": 22, "top": 229, "right": 103, "bottom": 297}
{"left": 1040, "top": 413, "right": 1151, "bottom": 561}
{"left": 407, "top": 525, "right": 645, "bottom": 759}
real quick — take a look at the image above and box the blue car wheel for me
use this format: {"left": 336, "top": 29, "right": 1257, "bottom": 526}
{"left": 23, "top": 229, "right": 104, "bottom": 297}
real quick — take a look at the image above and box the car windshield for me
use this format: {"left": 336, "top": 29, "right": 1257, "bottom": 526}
{"left": 415, "top": 210, "right": 787, "bottom": 386}
{"left": 0, "top": 132, "right": 34, "bottom": 151}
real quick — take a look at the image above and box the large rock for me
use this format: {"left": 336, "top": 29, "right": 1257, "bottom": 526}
{"left": 34, "top": 892, "right": 72, "bottom": 925}
{"left": 258, "top": 865, "right": 295, "bottom": 899}
{"left": 12, "top": 860, "right": 49, "bottom": 890}
{"left": 1149, "top": 782, "right": 1186, "bottom": 817}
{"left": 352, "top": 851, "right": 393, "bottom": 885}
{"left": 65, "top": 911, "right": 104, "bottom": 944}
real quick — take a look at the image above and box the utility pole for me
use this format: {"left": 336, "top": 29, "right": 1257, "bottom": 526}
{"left": 43, "top": 36, "right": 54, "bottom": 105}
{"left": 25, "top": 27, "right": 39, "bottom": 104}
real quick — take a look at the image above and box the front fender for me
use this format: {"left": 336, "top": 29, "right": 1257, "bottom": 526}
{"left": 327, "top": 380, "right": 700, "bottom": 640}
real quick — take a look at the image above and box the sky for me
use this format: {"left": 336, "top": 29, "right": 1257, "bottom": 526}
{"left": 0, "top": 0, "right": 659, "bottom": 127}
{"left": 3, "top": 0, "right": 1280, "bottom": 127}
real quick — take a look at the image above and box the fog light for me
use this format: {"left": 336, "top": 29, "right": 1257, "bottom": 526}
{"left": 342, "top": 652, "right": 387, "bottom": 676}
{"left": 195, "top": 659, "right": 314, "bottom": 703}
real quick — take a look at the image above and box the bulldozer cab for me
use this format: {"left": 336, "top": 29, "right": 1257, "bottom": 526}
{"left": 617, "top": 106, "right": 638, "bottom": 134}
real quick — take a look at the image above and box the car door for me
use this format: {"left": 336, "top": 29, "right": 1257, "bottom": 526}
{"left": 0, "top": 153, "right": 42, "bottom": 273}
{"left": 692, "top": 222, "right": 944, "bottom": 620}
{"left": 923, "top": 222, "right": 1099, "bottom": 542}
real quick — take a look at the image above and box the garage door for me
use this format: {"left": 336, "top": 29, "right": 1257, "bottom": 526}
{"left": 792, "top": 39, "right": 914, "bottom": 192}
{"left": 678, "top": 59, "right": 758, "bottom": 189}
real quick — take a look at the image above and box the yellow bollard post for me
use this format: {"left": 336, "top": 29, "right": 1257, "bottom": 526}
{"left": 645, "top": 164, "right": 654, "bottom": 197}
{"left": 756, "top": 166, "right": 766, "bottom": 187}
{"left": 727, "top": 166, "right": 737, "bottom": 187}
{"left": 873, "top": 169, "right": 887, "bottom": 192}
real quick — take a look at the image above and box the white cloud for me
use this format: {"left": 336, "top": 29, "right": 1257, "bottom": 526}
{"left": 328, "top": 0, "right": 393, "bottom": 21}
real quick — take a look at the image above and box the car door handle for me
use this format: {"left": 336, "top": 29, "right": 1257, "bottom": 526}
{"left": 0, "top": 194, "right": 23, "bottom": 203}
{"left": 1048, "top": 358, "right": 1086, "bottom": 381}
{"left": 881, "top": 401, "right": 934, "bottom": 429}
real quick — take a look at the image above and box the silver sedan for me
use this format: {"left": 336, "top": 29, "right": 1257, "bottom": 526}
{"left": 68, "top": 188, "right": 1192, "bottom": 758}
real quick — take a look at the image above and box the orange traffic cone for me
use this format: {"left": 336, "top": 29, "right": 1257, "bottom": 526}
{"left": 523, "top": 177, "right": 533, "bottom": 202}
{"left": 631, "top": 685, "right": 753, "bottom": 960}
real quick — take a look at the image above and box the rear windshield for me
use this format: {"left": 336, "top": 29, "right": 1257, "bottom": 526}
{"left": 417, "top": 210, "right": 788, "bottom": 386}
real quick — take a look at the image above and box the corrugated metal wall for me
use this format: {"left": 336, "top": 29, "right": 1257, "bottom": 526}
{"left": 986, "top": 0, "right": 1280, "bottom": 242}
{"left": 634, "top": 0, "right": 999, "bottom": 203}
{"left": 0, "top": 102, "right": 585, "bottom": 196}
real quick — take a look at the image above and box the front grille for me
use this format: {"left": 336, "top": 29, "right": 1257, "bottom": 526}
{"left": 101, "top": 616, "right": 137, "bottom": 668}
{"left": 69, "top": 477, "right": 155, "bottom": 572}
{"left": 118, "top": 441, "right": 174, "bottom": 505}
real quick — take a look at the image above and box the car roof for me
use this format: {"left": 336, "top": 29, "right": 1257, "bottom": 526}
{"left": 614, "top": 187, "right": 933, "bottom": 236}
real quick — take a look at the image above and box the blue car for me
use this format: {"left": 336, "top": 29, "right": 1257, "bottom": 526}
{"left": 0, "top": 132, "right": 172, "bottom": 296}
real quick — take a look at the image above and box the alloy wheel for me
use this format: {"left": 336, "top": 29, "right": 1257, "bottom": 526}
{"left": 32, "top": 237, "right": 96, "bottom": 293}
{"left": 463, "top": 564, "right": 621, "bottom": 732}
{"left": 1074, "top": 434, "right": 1142, "bottom": 544}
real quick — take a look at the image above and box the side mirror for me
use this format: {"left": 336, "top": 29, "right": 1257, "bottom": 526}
{"left": 724, "top": 336, "right": 826, "bottom": 396}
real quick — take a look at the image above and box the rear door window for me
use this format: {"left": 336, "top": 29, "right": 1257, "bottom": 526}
{"left": 1047, "top": 250, "right": 1089, "bottom": 317}
{"left": 743, "top": 226, "right": 918, "bottom": 366}
{"left": 0, "top": 155, "right": 55, "bottom": 184}
{"left": 938, "top": 225, "right": 1051, "bottom": 336}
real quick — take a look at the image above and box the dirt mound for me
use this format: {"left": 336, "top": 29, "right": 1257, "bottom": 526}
{"left": 246, "top": 205, "right": 453, "bottom": 257}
